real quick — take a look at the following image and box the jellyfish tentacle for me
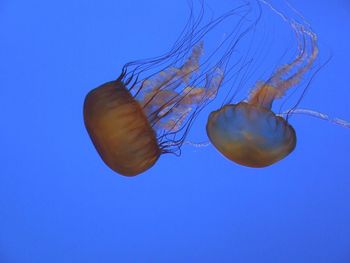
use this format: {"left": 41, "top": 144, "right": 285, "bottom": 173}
{"left": 137, "top": 43, "right": 225, "bottom": 133}
{"left": 271, "top": 26, "right": 318, "bottom": 93}
{"left": 166, "top": 140, "right": 211, "bottom": 148}
{"left": 205, "top": 0, "right": 322, "bottom": 168}
{"left": 184, "top": 140, "right": 211, "bottom": 147}
{"left": 137, "top": 43, "right": 204, "bottom": 110}
{"left": 267, "top": 24, "right": 307, "bottom": 83}
{"left": 84, "top": 1, "right": 261, "bottom": 175}
{"left": 280, "top": 109, "right": 350, "bottom": 129}
{"left": 248, "top": 3, "right": 318, "bottom": 110}
{"left": 151, "top": 67, "right": 224, "bottom": 132}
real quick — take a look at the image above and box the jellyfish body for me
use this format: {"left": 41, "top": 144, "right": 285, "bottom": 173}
{"left": 84, "top": 44, "right": 225, "bottom": 176}
{"left": 207, "top": 102, "right": 296, "bottom": 167}
{"left": 84, "top": 81, "right": 160, "bottom": 176}
{"left": 207, "top": 18, "right": 319, "bottom": 167}
{"left": 83, "top": 2, "right": 258, "bottom": 176}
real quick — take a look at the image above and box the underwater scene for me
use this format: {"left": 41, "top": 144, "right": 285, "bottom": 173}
{"left": 1, "top": 0, "right": 350, "bottom": 262}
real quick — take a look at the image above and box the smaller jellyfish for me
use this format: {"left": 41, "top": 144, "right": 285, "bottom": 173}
{"left": 206, "top": 10, "right": 319, "bottom": 167}
{"left": 84, "top": 3, "right": 256, "bottom": 176}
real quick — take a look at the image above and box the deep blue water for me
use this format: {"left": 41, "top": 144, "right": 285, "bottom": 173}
{"left": 1, "top": 0, "right": 350, "bottom": 262}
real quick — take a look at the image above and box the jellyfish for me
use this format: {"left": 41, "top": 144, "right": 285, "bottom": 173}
{"left": 206, "top": 4, "right": 319, "bottom": 168}
{"left": 84, "top": 2, "right": 258, "bottom": 176}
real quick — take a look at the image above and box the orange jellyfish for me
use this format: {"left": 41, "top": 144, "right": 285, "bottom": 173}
{"left": 84, "top": 3, "right": 257, "bottom": 176}
{"left": 206, "top": 14, "right": 319, "bottom": 167}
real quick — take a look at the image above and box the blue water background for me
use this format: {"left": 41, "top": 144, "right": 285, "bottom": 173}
{"left": 1, "top": 0, "right": 349, "bottom": 262}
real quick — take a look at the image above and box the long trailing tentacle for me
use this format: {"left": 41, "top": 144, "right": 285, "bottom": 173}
{"left": 279, "top": 108, "right": 350, "bottom": 129}
{"left": 123, "top": 1, "right": 260, "bottom": 155}
{"left": 247, "top": 0, "right": 318, "bottom": 109}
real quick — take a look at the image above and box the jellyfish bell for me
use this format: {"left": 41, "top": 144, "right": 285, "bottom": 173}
{"left": 84, "top": 80, "right": 161, "bottom": 176}
{"left": 84, "top": 3, "right": 257, "bottom": 176}
{"left": 206, "top": 14, "right": 319, "bottom": 168}
{"left": 207, "top": 101, "right": 296, "bottom": 167}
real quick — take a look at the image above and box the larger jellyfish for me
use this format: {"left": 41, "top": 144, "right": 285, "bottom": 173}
{"left": 206, "top": 7, "right": 319, "bottom": 167}
{"left": 84, "top": 2, "right": 257, "bottom": 176}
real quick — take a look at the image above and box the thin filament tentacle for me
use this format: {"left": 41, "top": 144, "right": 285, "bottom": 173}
{"left": 279, "top": 108, "right": 350, "bottom": 129}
